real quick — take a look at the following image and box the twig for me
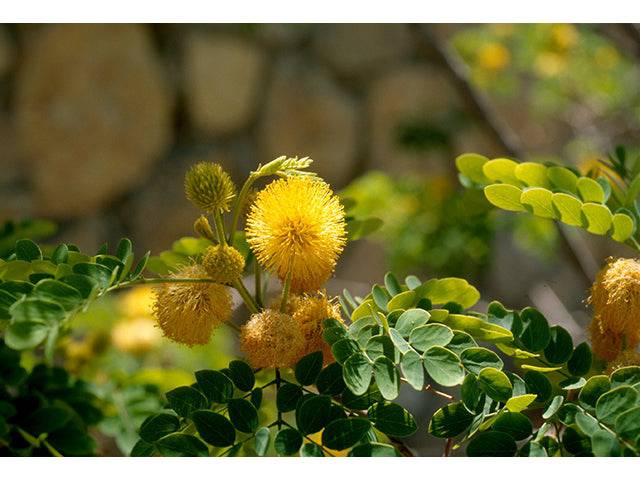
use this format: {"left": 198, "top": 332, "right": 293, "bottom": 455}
{"left": 409, "top": 24, "right": 596, "bottom": 285}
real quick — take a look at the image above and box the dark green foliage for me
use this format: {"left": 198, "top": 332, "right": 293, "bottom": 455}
{"left": 0, "top": 341, "right": 101, "bottom": 456}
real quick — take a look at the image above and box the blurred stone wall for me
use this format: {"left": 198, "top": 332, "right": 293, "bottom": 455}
{"left": 0, "top": 24, "right": 502, "bottom": 258}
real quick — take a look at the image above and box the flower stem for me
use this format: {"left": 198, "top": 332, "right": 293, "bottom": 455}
{"left": 232, "top": 278, "right": 260, "bottom": 314}
{"left": 229, "top": 173, "right": 257, "bottom": 246}
{"left": 254, "top": 261, "right": 263, "bottom": 309}
{"left": 280, "top": 270, "right": 292, "bottom": 313}
{"left": 213, "top": 210, "right": 228, "bottom": 246}
{"left": 275, "top": 368, "right": 283, "bottom": 430}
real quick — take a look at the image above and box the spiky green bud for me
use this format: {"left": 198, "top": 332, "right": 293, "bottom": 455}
{"left": 184, "top": 163, "right": 236, "bottom": 212}
{"left": 202, "top": 244, "right": 245, "bottom": 283}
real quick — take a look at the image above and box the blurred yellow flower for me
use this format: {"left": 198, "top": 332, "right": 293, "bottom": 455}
{"left": 153, "top": 265, "right": 232, "bottom": 347}
{"left": 119, "top": 285, "right": 155, "bottom": 318}
{"left": 111, "top": 317, "right": 162, "bottom": 354}
{"left": 551, "top": 24, "right": 578, "bottom": 51}
{"left": 478, "top": 42, "right": 511, "bottom": 71}
{"left": 246, "top": 176, "right": 347, "bottom": 293}
{"left": 589, "top": 258, "right": 640, "bottom": 361}
{"left": 534, "top": 52, "right": 566, "bottom": 77}
{"left": 239, "top": 309, "right": 304, "bottom": 368}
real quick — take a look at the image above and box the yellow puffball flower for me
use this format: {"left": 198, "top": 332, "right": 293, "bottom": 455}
{"left": 478, "top": 42, "right": 510, "bottom": 71}
{"left": 605, "top": 349, "right": 640, "bottom": 375}
{"left": 119, "top": 285, "right": 155, "bottom": 318}
{"left": 152, "top": 265, "right": 232, "bottom": 347}
{"left": 246, "top": 176, "right": 347, "bottom": 294}
{"left": 589, "top": 258, "right": 640, "bottom": 361}
{"left": 202, "top": 244, "right": 245, "bottom": 283}
{"left": 184, "top": 162, "right": 236, "bottom": 213}
{"left": 239, "top": 309, "right": 304, "bottom": 369}
{"left": 111, "top": 317, "right": 162, "bottom": 354}
{"left": 281, "top": 292, "right": 344, "bottom": 363}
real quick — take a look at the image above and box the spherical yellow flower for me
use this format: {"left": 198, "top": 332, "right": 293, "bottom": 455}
{"left": 111, "top": 317, "right": 162, "bottom": 354}
{"left": 239, "top": 309, "right": 304, "bottom": 369}
{"left": 202, "top": 244, "right": 245, "bottom": 283}
{"left": 589, "top": 258, "right": 640, "bottom": 361}
{"left": 184, "top": 162, "right": 236, "bottom": 213}
{"left": 279, "top": 292, "right": 344, "bottom": 363}
{"left": 152, "top": 265, "right": 232, "bottom": 347}
{"left": 605, "top": 349, "right": 640, "bottom": 375}
{"left": 246, "top": 176, "right": 347, "bottom": 294}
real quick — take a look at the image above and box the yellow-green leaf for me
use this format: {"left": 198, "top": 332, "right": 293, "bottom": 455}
{"left": 484, "top": 184, "right": 525, "bottom": 212}
{"left": 505, "top": 394, "right": 538, "bottom": 412}
{"left": 456, "top": 153, "right": 490, "bottom": 185}
{"left": 547, "top": 166, "right": 578, "bottom": 193}
{"left": 611, "top": 213, "right": 635, "bottom": 243}
{"left": 441, "top": 314, "right": 513, "bottom": 343}
{"left": 520, "top": 187, "right": 555, "bottom": 219}
{"left": 418, "top": 278, "right": 480, "bottom": 309}
{"left": 577, "top": 177, "right": 606, "bottom": 203}
{"left": 515, "top": 162, "right": 550, "bottom": 188}
{"left": 496, "top": 343, "right": 540, "bottom": 359}
{"left": 428, "top": 309, "right": 449, "bottom": 322}
{"left": 351, "top": 299, "right": 377, "bottom": 321}
{"left": 552, "top": 193, "right": 584, "bottom": 227}
{"left": 581, "top": 203, "right": 612, "bottom": 235}
{"left": 483, "top": 158, "right": 521, "bottom": 186}
{"left": 521, "top": 364, "right": 562, "bottom": 373}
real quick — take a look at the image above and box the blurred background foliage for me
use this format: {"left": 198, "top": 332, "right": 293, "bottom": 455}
{"left": 2, "top": 23, "right": 640, "bottom": 455}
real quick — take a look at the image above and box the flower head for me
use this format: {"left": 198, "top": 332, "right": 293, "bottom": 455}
{"left": 239, "top": 309, "right": 304, "bottom": 369}
{"left": 287, "top": 292, "right": 343, "bottom": 363}
{"left": 184, "top": 162, "right": 236, "bottom": 212}
{"left": 202, "top": 244, "right": 245, "bottom": 283}
{"left": 589, "top": 257, "right": 640, "bottom": 361}
{"left": 152, "top": 265, "right": 232, "bottom": 347}
{"left": 246, "top": 176, "right": 347, "bottom": 293}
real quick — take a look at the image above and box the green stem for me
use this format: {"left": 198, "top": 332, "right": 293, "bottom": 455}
{"left": 280, "top": 270, "right": 292, "bottom": 313}
{"left": 106, "top": 276, "right": 224, "bottom": 293}
{"left": 537, "top": 359, "right": 572, "bottom": 379}
{"left": 580, "top": 407, "right": 637, "bottom": 453}
{"left": 213, "top": 210, "right": 228, "bottom": 246}
{"left": 232, "top": 279, "right": 260, "bottom": 314}
{"left": 17, "top": 428, "right": 63, "bottom": 457}
{"left": 229, "top": 173, "right": 258, "bottom": 246}
{"left": 254, "top": 261, "right": 263, "bottom": 309}
{"left": 275, "top": 368, "right": 283, "bottom": 431}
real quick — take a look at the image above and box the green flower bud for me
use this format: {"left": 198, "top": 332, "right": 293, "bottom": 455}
{"left": 184, "top": 162, "right": 236, "bottom": 212}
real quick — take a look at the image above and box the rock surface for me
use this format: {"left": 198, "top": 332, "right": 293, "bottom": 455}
{"left": 367, "top": 64, "right": 462, "bottom": 172}
{"left": 15, "top": 24, "right": 174, "bottom": 218}
{"left": 259, "top": 57, "right": 359, "bottom": 187}
{"left": 312, "top": 24, "right": 411, "bottom": 78}
{"left": 183, "top": 33, "right": 265, "bottom": 136}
